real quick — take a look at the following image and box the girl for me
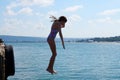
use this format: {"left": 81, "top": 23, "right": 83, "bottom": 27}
{"left": 47, "top": 16, "right": 67, "bottom": 74}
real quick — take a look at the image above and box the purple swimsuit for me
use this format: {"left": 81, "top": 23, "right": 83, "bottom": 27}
{"left": 47, "top": 29, "right": 59, "bottom": 40}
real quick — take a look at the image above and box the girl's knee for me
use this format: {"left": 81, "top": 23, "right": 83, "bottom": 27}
{"left": 53, "top": 53, "right": 57, "bottom": 57}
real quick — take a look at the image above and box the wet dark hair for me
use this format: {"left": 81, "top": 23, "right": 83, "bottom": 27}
{"left": 58, "top": 16, "right": 67, "bottom": 22}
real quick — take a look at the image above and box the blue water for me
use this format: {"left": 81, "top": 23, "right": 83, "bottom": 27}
{"left": 7, "top": 42, "right": 120, "bottom": 80}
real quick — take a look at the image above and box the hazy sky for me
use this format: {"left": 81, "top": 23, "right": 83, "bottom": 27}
{"left": 0, "top": 0, "right": 120, "bottom": 38}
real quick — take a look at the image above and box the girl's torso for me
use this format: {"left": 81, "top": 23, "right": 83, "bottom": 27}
{"left": 47, "top": 29, "right": 59, "bottom": 40}
{"left": 47, "top": 21, "right": 61, "bottom": 40}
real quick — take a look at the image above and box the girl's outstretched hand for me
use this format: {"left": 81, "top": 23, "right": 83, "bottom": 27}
{"left": 63, "top": 45, "right": 65, "bottom": 49}
{"left": 62, "top": 42, "right": 65, "bottom": 49}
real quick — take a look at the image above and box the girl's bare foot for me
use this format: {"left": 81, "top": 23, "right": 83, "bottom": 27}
{"left": 46, "top": 68, "right": 57, "bottom": 74}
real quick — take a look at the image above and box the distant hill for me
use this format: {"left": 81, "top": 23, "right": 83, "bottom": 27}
{"left": 89, "top": 36, "right": 120, "bottom": 42}
{"left": 69, "top": 36, "right": 120, "bottom": 42}
{"left": 77, "top": 36, "right": 120, "bottom": 42}
{"left": 0, "top": 35, "right": 46, "bottom": 43}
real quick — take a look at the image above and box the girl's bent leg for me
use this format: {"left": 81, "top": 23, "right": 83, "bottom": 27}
{"left": 47, "top": 40, "right": 57, "bottom": 74}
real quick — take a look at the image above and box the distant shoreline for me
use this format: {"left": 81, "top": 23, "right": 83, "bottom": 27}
{"left": 0, "top": 35, "right": 120, "bottom": 43}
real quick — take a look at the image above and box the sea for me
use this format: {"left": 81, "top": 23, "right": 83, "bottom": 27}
{"left": 7, "top": 41, "right": 120, "bottom": 80}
